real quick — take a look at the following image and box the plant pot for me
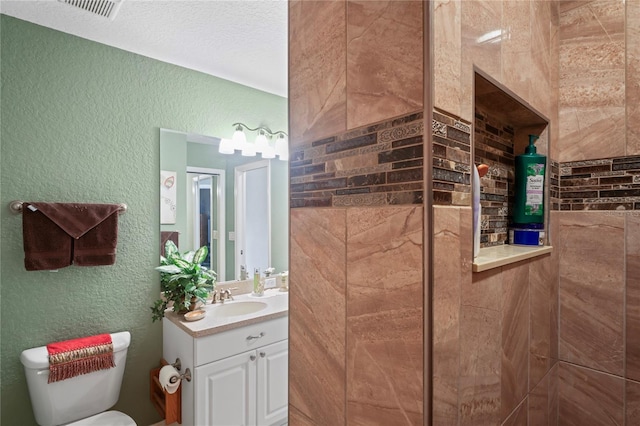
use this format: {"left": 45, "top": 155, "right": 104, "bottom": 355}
{"left": 177, "top": 296, "right": 200, "bottom": 314}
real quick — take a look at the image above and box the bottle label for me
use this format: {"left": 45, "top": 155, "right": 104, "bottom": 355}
{"left": 525, "top": 164, "right": 545, "bottom": 216}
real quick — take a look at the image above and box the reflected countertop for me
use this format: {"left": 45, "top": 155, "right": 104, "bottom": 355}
{"left": 164, "top": 288, "right": 289, "bottom": 338}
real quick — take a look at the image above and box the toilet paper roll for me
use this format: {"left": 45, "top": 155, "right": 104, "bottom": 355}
{"left": 158, "top": 365, "right": 181, "bottom": 394}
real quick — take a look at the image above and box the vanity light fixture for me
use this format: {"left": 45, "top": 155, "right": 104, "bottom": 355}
{"left": 220, "top": 122, "right": 288, "bottom": 161}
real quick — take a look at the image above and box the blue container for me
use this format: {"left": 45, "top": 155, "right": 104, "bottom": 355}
{"left": 509, "top": 224, "right": 545, "bottom": 246}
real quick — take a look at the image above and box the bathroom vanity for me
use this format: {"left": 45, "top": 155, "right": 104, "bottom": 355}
{"left": 162, "top": 290, "right": 289, "bottom": 426}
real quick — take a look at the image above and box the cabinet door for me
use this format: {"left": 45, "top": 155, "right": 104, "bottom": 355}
{"left": 256, "top": 340, "right": 288, "bottom": 426}
{"left": 196, "top": 350, "right": 257, "bottom": 426}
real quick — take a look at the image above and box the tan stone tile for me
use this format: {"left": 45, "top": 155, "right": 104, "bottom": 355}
{"left": 466, "top": 265, "right": 503, "bottom": 312}
{"left": 346, "top": 1, "right": 423, "bottom": 130}
{"left": 501, "top": 0, "right": 532, "bottom": 103}
{"left": 289, "top": 208, "right": 347, "bottom": 426}
{"left": 627, "top": 215, "right": 640, "bottom": 381}
{"left": 501, "top": 262, "right": 530, "bottom": 421}
{"left": 558, "top": 212, "right": 625, "bottom": 375}
{"left": 627, "top": 379, "right": 640, "bottom": 425}
{"left": 560, "top": 0, "right": 624, "bottom": 40}
{"left": 530, "top": 0, "right": 552, "bottom": 119}
{"left": 289, "top": 0, "right": 347, "bottom": 146}
{"left": 549, "top": 212, "right": 560, "bottom": 363}
{"left": 502, "top": 398, "right": 527, "bottom": 426}
{"left": 628, "top": 0, "right": 640, "bottom": 155}
{"left": 558, "top": 362, "right": 624, "bottom": 425}
{"left": 460, "top": 0, "right": 501, "bottom": 122}
{"left": 558, "top": 105, "right": 625, "bottom": 162}
{"left": 433, "top": 0, "right": 462, "bottom": 117}
{"left": 529, "top": 369, "right": 550, "bottom": 425}
{"left": 530, "top": 255, "right": 552, "bottom": 390}
{"left": 346, "top": 206, "right": 423, "bottom": 425}
{"left": 549, "top": 12, "right": 560, "bottom": 161}
{"left": 558, "top": 0, "right": 625, "bottom": 161}
{"left": 459, "top": 305, "right": 501, "bottom": 425}
{"left": 549, "top": 363, "right": 558, "bottom": 425}
{"left": 433, "top": 206, "right": 472, "bottom": 424}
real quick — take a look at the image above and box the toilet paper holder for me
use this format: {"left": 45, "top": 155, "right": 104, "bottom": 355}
{"left": 169, "top": 358, "right": 192, "bottom": 383}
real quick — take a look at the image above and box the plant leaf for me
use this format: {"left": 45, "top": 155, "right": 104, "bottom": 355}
{"left": 155, "top": 265, "right": 181, "bottom": 274}
{"left": 183, "top": 251, "right": 195, "bottom": 263}
{"left": 193, "top": 246, "right": 208, "bottom": 265}
{"left": 164, "top": 240, "right": 178, "bottom": 258}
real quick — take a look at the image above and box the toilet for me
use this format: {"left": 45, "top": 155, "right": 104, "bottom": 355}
{"left": 20, "top": 331, "right": 136, "bottom": 426}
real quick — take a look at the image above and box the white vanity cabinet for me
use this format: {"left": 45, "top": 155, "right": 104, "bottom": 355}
{"left": 163, "top": 313, "right": 288, "bottom": 426}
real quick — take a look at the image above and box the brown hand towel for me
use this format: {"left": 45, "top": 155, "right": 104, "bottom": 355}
{"left": 22, "top": 205, "right": 73, "bottom": 271}
{"left": 22, "top": 203, "right": 121, "bottom": 271}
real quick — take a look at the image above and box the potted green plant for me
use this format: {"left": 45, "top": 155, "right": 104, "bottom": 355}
{"left": 150, "top": 240, "right": 216, "bottom": 322}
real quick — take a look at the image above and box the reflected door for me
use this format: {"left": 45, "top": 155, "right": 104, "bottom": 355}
{"left": 236, "top": 160, "right": 270, "bottom": 278}
{"left": 188, "top": 168, "right": 225, "bottom": 280}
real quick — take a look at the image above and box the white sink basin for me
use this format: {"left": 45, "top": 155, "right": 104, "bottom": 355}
{"left": 211, "top": 301, "right": 268, "bottom": 317}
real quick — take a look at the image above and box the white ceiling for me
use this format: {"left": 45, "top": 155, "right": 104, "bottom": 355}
{"left": 0, "top": 0, "right": 288, "bottom": 97}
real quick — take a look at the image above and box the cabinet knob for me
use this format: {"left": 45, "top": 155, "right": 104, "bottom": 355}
{"left": 259, "top": 352, "right": 266, "bottom": 358}
{"left": 250, "top": 354, "right": 256, "bottom": 361}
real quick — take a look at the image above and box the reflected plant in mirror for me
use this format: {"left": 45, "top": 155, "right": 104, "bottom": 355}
{"left": 160, "top": 129, "right": 289, "bottom": 284}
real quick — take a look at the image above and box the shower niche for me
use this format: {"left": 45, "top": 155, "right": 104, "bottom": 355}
{"left": 472, "top": 70, "right": 553, "bottom": 272}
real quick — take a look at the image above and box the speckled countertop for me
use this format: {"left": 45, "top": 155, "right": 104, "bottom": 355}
{"left": 164, "top": 288, "right": 289, "bottom": 338}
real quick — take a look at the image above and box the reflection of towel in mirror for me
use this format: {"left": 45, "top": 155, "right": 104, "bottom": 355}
{"left": 22, "top": 203, "right": 121, "bottom": 271}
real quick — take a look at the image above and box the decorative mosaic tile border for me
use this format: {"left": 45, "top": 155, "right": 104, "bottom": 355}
{"left": 558, "top": 156, "right": 640, "bottom": 210}
{"left": 550, "top": 160, "right": 560, "bottom": 211}
{"left": 290, "top": 112, "right": 424, "bottom": 207}
{"left": 474, "top": 108, "right": 516, "bottom": 247}
{"left": 432, "top": 108, "right": 472, "bottom": 206}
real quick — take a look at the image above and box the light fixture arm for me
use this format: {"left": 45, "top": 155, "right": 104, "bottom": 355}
{"left": 233, "top": 122, "right": 288, "bottom": 138}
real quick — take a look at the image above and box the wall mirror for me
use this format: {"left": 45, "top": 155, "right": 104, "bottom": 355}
{"left": 160, "top": 129, "right": 289, "bottom": 282}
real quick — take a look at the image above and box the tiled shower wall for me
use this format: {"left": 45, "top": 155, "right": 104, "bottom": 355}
{"left": 288, "top": 1, "right": 425, "bottom": 425}
{"left": 432, "top": 0, "right": 561, "bottom": 424}
{"left": 556, "top": 1, "right": 640, "bottom": 424}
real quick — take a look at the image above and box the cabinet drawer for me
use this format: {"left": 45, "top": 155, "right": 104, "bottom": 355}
{"left": 195, "top": 316, "right": 288, "bottom": 366}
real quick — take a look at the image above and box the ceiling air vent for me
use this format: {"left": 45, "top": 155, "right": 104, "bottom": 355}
{"left": 58, "top": 0, "right": 124, "bottom": 20}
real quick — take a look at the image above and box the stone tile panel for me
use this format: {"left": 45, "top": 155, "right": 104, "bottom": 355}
{"left": 346, "top": 1, "right": 423, "bottom": 129}
{"left": 346, "top": 207, "right": 423, "bottom": 425}
{"left": 627, "top": 214, "right": 640, "bottom": 381}
{"left": 289, "top": 0, "right": 347, "bottom": 146}
{"left": 289, "top": 208, "right": 347, "bottom": 426}
{"left": 558, "top": 212, "right": 625, "bottom": 375}
{"left": 501, "top": 262, "right": 530, "bottom": 421}
{"left": 558, "top": 362, "right": 624, "bottom": 425}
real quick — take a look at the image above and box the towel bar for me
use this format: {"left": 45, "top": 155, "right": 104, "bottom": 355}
{"left": 9, "top": 201, "right": 127, "bottom": 214}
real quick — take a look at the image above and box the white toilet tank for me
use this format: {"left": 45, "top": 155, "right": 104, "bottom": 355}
{"left": 20, "top": 331, "right": 132, "bottom": 426}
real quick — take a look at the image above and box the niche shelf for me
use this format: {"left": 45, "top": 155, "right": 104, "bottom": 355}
{"left": 472, "top": 69, "right": 553, "bottom": 272}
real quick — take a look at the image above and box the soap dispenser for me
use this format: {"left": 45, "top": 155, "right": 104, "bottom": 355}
{"left": 513, "top": 134, "right": 546, "bottom": 226}
{"left": 253, "top": 267, "right": 264, "bottom": 296}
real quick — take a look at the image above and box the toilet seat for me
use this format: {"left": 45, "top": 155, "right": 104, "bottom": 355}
{"left": 65, "top": 411, "right": 136, "bottom": 426}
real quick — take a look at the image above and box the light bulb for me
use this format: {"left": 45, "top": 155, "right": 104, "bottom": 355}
{"left": 232, "top": 125, "right": 247, "bottom": 151}
{"left": 241, "top": 139, "right": 256, "bottom": 157}
{"left": 262, "top": 141, "right": 276, "bottom": 159}
{"left": 218, "top": 138, "right": 235, "bottom": 155}
{"left": 255, "top": 131, "right": 269, "bottom": 153}
{"left": 275, "top": 134, "right": 288, "bottom": 161}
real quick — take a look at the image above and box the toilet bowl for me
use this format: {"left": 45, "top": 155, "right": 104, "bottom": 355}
{"left": 21, "top": 331, "right": 136, "bottom": 426}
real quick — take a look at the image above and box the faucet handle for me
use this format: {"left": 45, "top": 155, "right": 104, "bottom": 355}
{"left": 210, "top": 290, "right": 219, "bottom": 304}
{"left": 222, "top": 288, "right": 234, "bottom": 301}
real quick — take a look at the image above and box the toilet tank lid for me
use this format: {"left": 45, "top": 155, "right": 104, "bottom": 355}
{"left": 20, "top": 331, "right": 131, "bottom": 370}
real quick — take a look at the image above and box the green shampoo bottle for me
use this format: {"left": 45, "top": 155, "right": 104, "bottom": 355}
{"left": 513, "top": 135, "right": 546, "bottom": 226}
